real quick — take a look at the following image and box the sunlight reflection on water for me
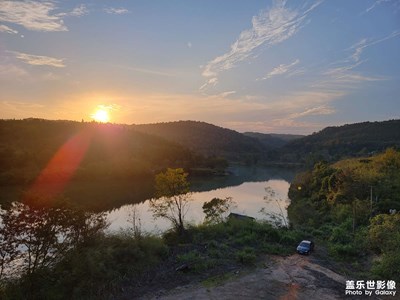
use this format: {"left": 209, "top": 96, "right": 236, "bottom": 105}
{"left": 106, "top": 179, "right": 290, "bottom": 234}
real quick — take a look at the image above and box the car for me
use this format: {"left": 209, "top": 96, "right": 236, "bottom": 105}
{"left": 296, "top": 240, "right": 314, "bottom": 255}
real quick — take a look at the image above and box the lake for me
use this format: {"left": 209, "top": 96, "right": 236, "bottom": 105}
{"left": 106, "top": 166, "right": 298, "bottom": 233}
{"left": 1, "top": 166, "right": 299, "bottom": 233}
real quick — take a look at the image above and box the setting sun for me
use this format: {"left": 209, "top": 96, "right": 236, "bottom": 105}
{"left": 92, "top": 109, "right": 110, "bottom": 123}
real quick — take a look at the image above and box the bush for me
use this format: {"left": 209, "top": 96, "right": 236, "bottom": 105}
{"left": 236, "top": 247, "right": 257, "bottom": 264}
{"left": 371, "top": 251, "right": 400, "bottom": 282}
{"left": 328, "top": 243, "right": 359, "bottom": 260}
{"left": 1, "top": 233, "right": 167, "bottom": 299}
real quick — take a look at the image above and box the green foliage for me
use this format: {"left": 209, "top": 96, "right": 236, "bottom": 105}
{"left": 134, "top": 120, "right": 268, "bottom": 163}
{"left": 150, "top": 168, "right": 192, "bottom": 233}
{"left": 281, "top": 120, "right": 400, "bottom": 163}
{"left": 371, "top": 251, "right": 400, "bottom": 282}
{"left": 1, "top": 233, "right": 167, "bottom": 300}
{"left": 0, "top": 197, "right": 107, "bottom": 282}
{"left": 0, "top": 213, "right": 309, "bottom": 299}
{"left": 369, "top": 213, "right": 400, "bottom": 254}
{"left": 0, "top": 197, "right": 108, "bottom": 299}
{"left": 235, "top": 247, "right": 257, "bottom": 264}
{"left": 288, "top": 149, "right": 400, "bottom": 278}
{"left": 154, "top": 168, "right": 190, "bottom": 198}
{"left": 0, "top": 119, "right": 200, "bottom": 187}
{"left": 202, "top": 197, "right": 236, "bottom": 224}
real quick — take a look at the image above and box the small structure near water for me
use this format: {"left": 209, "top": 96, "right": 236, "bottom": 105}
{"left": 228, "top": 212, "right": 255, "bottom": 221}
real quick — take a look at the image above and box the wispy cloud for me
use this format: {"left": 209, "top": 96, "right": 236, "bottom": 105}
{"left": 288, "top": 105, "right": 335, "bottom": 119}
{"left": 350, "top": 38, "right": 367, "bottom": 62}
{"left": 216, "top": 91, "right": 236, "bottom": 98}
{"left": 57, "top": 4, "right": 89, "bottom": 18}
{"left": 0, "top": 0, "right": 67, "bottom": 32}
{"left": 70, "top": 4, "right": 88, "bottom": 17}
{"left": 312, "top": 60, "right": 385, "bottom": 91}
{"left": 363, "top": 0, "right": 398, "bottom": 13}
{"left": 0, "top": 24, "right": 18, "bottom": 34}
{"left": 316, "top": 30, "right": 400, "bottom": 87}
{"left": 349, "top": 31, "right": 400, "bottom": 62}
{"left": 258, "top": 59, "right": 300, "bottom": 80}
{"left": 201, "top": 0, "right": 322, "bottom": 83}
{"left": 325, "top": 63, "right": 386, "bottom": 83}
{"left": 103, "top": 7, "right": 130, "bottom": 15}
{"left": 199, "top": 77, "right": 218, "bottom": 90}
{"left": 10, "top": 51, "right": 65, "bottom": 68}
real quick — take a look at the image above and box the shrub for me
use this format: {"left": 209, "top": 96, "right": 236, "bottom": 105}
{"left": 236, "top": 247, "right": 257, "bottom": 264}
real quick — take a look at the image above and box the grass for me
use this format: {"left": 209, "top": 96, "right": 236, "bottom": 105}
{"left": 1, "top": 218, "right": 306, "bottom": 299}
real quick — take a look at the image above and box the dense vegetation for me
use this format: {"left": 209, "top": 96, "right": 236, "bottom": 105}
{"left": 1, "top": 118, "right": 400, "bottom": 298}
{"left": 288, "top": 148, "right": 400, "bottom": 281}
{"left": 0, "top": 178, "right": 305, "bottom": 299}
{"left": 0, "top": 119, "right": 199, "bottom": 185}
{"left": 134, "top": 121, "right": 269, "bottom": 163}
{"left": 243, "top": 132, "right": 303, "bottom": 149}
{"left": 0, "top": 216, "right": 304, "bottom": 299}
{"left": 280, "top": 119, "right": 400, "bottom": 165}
{"left": 2, "top": 119, "right": 399, "bottom": 190}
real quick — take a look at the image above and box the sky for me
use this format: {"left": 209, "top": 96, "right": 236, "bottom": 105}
{"left": 0, "top": 0, "right": 399, "bottom": 134}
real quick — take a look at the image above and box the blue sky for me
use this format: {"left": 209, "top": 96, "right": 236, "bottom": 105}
{"left": 0, "top": 0, "right": 399, "bottom": 134}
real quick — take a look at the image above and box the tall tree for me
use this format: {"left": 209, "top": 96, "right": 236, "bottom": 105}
{"left": 149, "top": 168, "right": 192, "bottom": 233}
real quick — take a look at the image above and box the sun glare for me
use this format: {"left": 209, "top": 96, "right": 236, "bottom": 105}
{"left": 92, "top": 109, "right": 110, "bottom": 123}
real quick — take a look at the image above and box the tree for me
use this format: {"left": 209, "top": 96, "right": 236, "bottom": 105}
{"left": 261, "top": 187, "right": 288, "bottom": 227}
{"left": 369, "top": 213, "right": 400, "bottom": 281}
{"left": 0, "top": 196, "right": 108, "bottom": 284}
{"left": 369, "top": 213, "right": 400, "bottom": 254}
{"left": 127, "top": 205, "right": 142, "bottom": 239}
{"left": 202, "top": 197, "right": 236, "bottom": 224}
{"left": 149, "top": 168, "right": 192, "bottom": 233}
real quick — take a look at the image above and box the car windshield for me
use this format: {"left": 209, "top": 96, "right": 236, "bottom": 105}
{"left": 299, "top": 242, "right": 310, "bottom": 248}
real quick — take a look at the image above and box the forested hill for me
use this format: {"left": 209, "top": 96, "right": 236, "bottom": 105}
{"left": 280, "top": 119, "right": 400, "bottom": 164}
{"left": 243, "top": 132, "right": 304, "bottom": 149}
{"left": 133, "top": 121, "right": 268, "bottom": 161}
{"left": 0, "top": 119, "right": 198, "bottom": 185}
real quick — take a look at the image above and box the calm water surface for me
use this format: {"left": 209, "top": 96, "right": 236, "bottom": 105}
{"left": 107, "top": 167, "right": 297, "bottom": 233}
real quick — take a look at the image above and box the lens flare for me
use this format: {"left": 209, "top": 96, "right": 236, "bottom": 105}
{"left": 92, "top": 109, "right": 110, "bottom": 123}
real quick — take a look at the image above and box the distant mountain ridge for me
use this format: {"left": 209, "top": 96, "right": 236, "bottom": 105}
{"left": 133, "top": 121, "right": 269, "bottom": 161}
{"left": 280, "top": 119, "right": 400, "bottom": 163}
{"left": 0, "top": 119, "right": 197, "bottom": 186}
{"left": 243, "top": 132, "right": 304, "bottom": 149}
{"left": 1, "top": 118, "right": 399, "bottom": 176}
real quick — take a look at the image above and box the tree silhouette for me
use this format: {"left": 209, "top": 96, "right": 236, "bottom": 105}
{"left": 0, "top": 196, "right": 107, "bottom": 285}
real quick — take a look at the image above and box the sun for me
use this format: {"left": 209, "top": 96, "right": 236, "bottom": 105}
{"left": 92, "top": 109, "right": 110, "bottom": 123}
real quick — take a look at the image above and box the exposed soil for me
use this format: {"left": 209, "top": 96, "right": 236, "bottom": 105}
{"left": 137, "top": 254, "right": 380, "bottom": 300}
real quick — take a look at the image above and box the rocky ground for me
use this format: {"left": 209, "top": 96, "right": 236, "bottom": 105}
{"left": 138, "top": 254, "right": 382, "bottom": 300}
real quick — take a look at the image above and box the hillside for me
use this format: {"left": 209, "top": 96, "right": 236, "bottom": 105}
{"left": 280, "top": 119, "right": 400, "bottom": 164}
{"left": 243, "top": 132, "right": 304, "bottom": 149}
{"left": 288, "top": 149, "right": 400, "bottom": 282}
{"left": 0, "top": 119, "right": 198, "bottom": 186}
{"left": 133, "top": 121, "right": 269, "bottom": 162}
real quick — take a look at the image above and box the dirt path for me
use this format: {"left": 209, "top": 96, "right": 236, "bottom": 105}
{"left": 140, "top": 255, "right": 352, "bottom": 300}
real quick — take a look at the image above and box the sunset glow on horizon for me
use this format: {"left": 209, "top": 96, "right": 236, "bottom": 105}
{"left": 0, "top": 0, "right": 399, "bottom": 134}
{"left": 91, "top": 108, "right": 110, "bottom": 123}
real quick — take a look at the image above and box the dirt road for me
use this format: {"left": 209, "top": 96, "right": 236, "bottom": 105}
{"left": 141, "top": 255, "right": 351, "bottom": 300}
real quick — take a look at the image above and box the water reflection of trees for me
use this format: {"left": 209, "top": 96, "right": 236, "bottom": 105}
{"left": 0, "top": 196, "right": 107, "bottom": 285}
